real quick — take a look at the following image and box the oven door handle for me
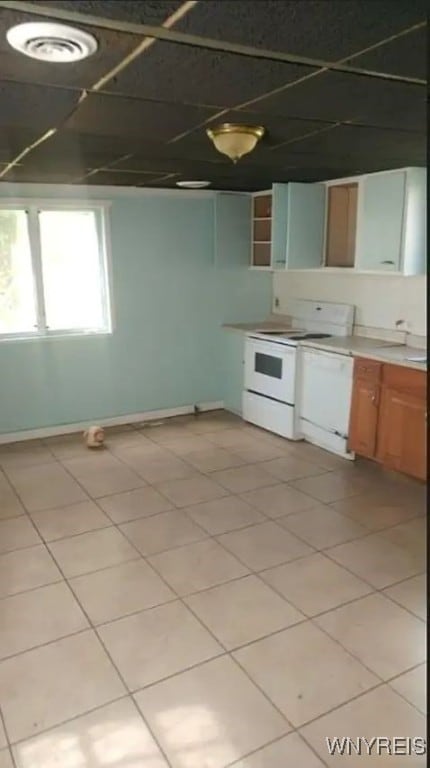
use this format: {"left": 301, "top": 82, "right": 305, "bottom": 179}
{"left": 246, "top": 339, "right": 296, "bottom": 357}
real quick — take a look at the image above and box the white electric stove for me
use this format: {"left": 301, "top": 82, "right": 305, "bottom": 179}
{"left": 242, "top": 300, "right": 355, "bottom": 451}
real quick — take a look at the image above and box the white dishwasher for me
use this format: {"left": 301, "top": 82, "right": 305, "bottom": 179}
{"left": 297, "top": 347, "right": 354, "bottom": 458}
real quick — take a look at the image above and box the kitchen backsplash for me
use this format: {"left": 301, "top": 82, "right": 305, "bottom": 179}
{"left": 273, "top": 271, "right": 426, "bottom": 342}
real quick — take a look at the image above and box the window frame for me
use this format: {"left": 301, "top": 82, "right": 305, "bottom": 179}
{"left": 0, "top": 199, "right": 113, "bottom": 342}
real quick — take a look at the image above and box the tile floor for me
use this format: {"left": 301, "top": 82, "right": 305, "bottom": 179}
{"left": 0, "top": 410, "right": 426, "bottom": 767}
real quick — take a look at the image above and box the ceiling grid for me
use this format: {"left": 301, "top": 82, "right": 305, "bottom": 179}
{"left": 0, "top": 0, "right": 426, "bottom": 189}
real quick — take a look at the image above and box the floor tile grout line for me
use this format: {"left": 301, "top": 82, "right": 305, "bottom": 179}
{"left": 0, "top": 444, "right": 424, "bottom": 752}
{"left": 62, "top": 557, "right": 196, "bottom": 768}
{"left": 128, "top": 693, "right": 174, "bottom": 768}
{"left": 0, "top": 704, "right": 18, "bottom": 768}
{"left": 8, "top": 694, "right": 131, "bottom": 750}
{"left": 321, "top": 543, "right": 425, "bottom": 603}
{"left": 0, "top": 626, "right": 94, "bottom": 665}
{"left": 6, "top": 496, "right": 177, "bottom": 768}
{"left": 2, "top": 464, "right": 425, "bottom": 597}
{"left": 2, "top": 467, "right": 425, "bottom": 596}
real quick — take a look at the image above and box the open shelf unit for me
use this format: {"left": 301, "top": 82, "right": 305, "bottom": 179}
{"left": 251, "top": 192, "right": 272, "bottom": 267}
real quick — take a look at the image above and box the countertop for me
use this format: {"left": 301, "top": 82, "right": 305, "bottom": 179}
{"left": 222, "top": 323, "right": 427, "bottom": 371}
{"left": 290, "top": 337, "right": 426, "bottom": 371}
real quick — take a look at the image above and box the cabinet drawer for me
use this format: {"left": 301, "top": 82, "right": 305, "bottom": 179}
{"left": 382, "top": 364, "right": 426, "bottom": 398}
{"left": 353, "top": 357, "right": 382, "bottom": 382}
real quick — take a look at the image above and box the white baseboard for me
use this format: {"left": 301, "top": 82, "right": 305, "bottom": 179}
{"left": 0, "top": 401, "right": 224, "bottom": 445}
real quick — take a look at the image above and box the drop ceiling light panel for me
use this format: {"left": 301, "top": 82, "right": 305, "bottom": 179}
{"left": 0, "top": 9, "right": 141, "bottom": 88}
{"left": 175, "top": 0, "right": 427, "bottom": 60}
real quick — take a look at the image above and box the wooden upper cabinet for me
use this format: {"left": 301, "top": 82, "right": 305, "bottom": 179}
{"left": 325, "top": 183, "right": 358, "bottom": 267}
{"left": 348, "top": 358, "right": 381, "bottom": 458}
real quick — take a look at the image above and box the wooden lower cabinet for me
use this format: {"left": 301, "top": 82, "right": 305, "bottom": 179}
{"left": 377, "top": 387, "right": 426, "bottom": 479}
{"left": 348, "top": 377, "right": 379, "bottom": 457}
{"left": 348, "top": 358, "right": 381, "bottom": 458}
{"left": 349, "top": 358, "right": 427, "bottom": 480}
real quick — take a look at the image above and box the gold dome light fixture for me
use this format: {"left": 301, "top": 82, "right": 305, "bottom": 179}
{"left": 206, "top": 123, "right": 265, "bottom": 163}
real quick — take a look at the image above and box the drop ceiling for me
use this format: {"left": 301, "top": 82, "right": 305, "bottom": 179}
{"left": 0, "top": 0, "right": 427, "bottom": 190}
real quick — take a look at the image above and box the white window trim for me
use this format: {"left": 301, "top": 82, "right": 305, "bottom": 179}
{"left": 0, "top": 199, "right": 113, "bottom": 342}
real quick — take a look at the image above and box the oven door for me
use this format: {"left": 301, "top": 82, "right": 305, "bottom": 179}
{"left": 244, "top": 337, "right": 297, "bottom": 404}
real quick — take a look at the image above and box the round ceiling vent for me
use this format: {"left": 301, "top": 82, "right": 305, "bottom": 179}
{"left": 6, "top": 22, "right": 98, "bottom": 62}
{"left": 176, "top": 181, "right": 211, "bottom": 189}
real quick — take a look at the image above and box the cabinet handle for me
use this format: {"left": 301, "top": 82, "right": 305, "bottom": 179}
{"left": 380, "top": 260, "right": 395, "bottom": 265}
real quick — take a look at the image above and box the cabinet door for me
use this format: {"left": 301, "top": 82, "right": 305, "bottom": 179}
{"left": 215, "top": 193, "right": 251, "bottom": 267}
{"left": 271, "top": 183, "right": 289, "bottom": 268}
{"left": 348, "top": 377, "right": 379, "bottom": 457}
{"left": 286, "top": 182, "right": 326, "bottom": 268}
{"left": 356, "top": 171, "right": 405, "bottom": 271}
{"left": 377, "top": 387, "right": 426, "bottom": 480}
{"left": 325, "top": 184, "right": 358, "bottom": 267}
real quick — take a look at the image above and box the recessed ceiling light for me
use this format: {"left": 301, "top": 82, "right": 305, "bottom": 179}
{"left": 176, "top": 181, "right": 211, "bottom": 189}
{"left": 6, "top": 22, "right": 98, "bottom": 62}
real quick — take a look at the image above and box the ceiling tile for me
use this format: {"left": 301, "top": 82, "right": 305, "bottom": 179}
{"left": 0, "top": 127, "right": 49, "bottom": 161}
{"left": 250, "top": 70, "right": 427, "bottom": 131}
{"left": 1, "top": 167, "right": 80, "bottom": 183}
{"left": 41, "top": 1, "right": 184, "bottom": 25}
{"left": 83, "top": 169, "right": 166, "bottom": 185}
{"left": 346, "top": 26, "right": 427, "bottom": 80}
{"left": 0, "top": 80, "right": 80, "bottom": 132}
{"left": 117, "top": 154, "right": 227, "bottom": 175}
{"left": 275, "top": 124, "right": 426, "bottom": 161}
{"left": 176, "top": 0, "right": 428, "bottom": 61}
{"left": 106, "top": 40, "right": 316, "bottom": 107}
{"left": 214, "top": 110, "right": 335, "bottom": 146}
{"left": 0, "top": 9, "right": 141, "bottom": 90}
{"left": 21, "top": 132, "right": 132, "bottom": 170}
{"left": 65, "top": 92, "right": 218, "bottom": 140}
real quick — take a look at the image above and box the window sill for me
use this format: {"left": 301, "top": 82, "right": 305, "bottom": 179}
{"left": 0, "top": 330, "right": 113, "bottom": 344}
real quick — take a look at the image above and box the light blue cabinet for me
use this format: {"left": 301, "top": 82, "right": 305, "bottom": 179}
{"left": 271, "top": 183, "right": 289, "bottom": 268}
{"left": 215, "top": 193, "right": 251, "bottom": 268}
{"left": 222, "top": 332, "right": 245, "bottom": 415}
{"left": 271, "top": 182, "right": 326, "bottom": 269}
{"left": 356, "top": 168, "right": 426, "bottom": 274}
{"left": 402, "top": 167, "right": 426, "bottom": 275}
{"left": 356, "top": 171, "right": 405, "bottom": 272}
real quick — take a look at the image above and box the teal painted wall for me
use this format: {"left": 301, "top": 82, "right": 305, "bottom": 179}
{"left": 0, "top": 185, "right": 271, "bottom": 434}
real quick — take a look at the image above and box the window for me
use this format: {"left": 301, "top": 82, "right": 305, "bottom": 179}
{"left": 0, "top": 202, "right": 112, "bottom": 339}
